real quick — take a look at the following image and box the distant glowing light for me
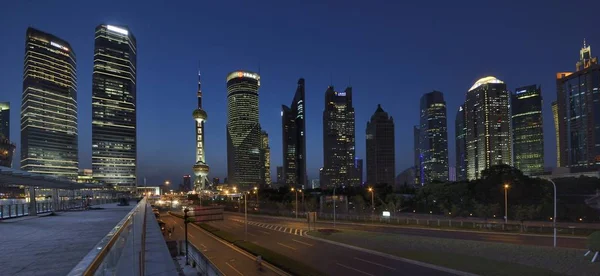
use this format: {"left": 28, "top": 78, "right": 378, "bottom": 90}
{"left": 227, "top": 71, "right": 260, "bottom": 82}
{"left": 336, "top": 92, "right": 346, "bottom": 96}
{"left": 107, "top": 25, "right": 129, "bottom": 35}
{"left": 50, "top": 41, "right": 69, "bottom": 51}
{"left": 382, "top": 211, "right": 391, "bottom": 217}
{"left": 468, "top": 76, "right": 504, "bottom": 91}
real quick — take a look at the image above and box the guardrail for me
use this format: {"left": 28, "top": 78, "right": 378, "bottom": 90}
{"left": 0, "top": 199, "right": 117, "bottom": 220}
{"left": 67, "top": 198, "right": 147, "bottom": 276}
{"left": 186, "top": 240, "right": 224, "bottom": 276}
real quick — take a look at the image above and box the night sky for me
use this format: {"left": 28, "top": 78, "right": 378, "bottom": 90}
{"left": 1, "top": 0, "right": 598, "bottom": 186}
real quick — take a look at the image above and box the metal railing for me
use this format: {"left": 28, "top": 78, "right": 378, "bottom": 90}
{"left": 67, "top": 198, "right": 147, "bottom": 276}
{"left": 186, "top": 240, "right": 223, "bottom": 276}
{"left": 0, "top": 199, "right": 117, "bottom": 220}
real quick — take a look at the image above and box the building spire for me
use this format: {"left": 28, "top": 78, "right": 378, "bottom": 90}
{"left": 584, "top": 38, "right": 587, "bottom": 48}
{"left": 197, "top": 62, "right": 202, "bottom": 108}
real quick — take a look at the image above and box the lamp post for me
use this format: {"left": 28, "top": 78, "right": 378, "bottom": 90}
{"left": 368, "top": 187, "right": 374, "bottom": 215}
{"left": 183, "top": 208, "right": 189, "bottom": 265}
{"left": 503, "top": 184, "right": 509, "bottom": 223}
{"left": 539, "top": 177, "right": 557, "bottom": 248}
{"left": 253, "top": 186, "right": 258, "bottom": 210}
{"left": 300, "top": 189, "right": 304, "bottom": 214}
{"left": 333, "top": 186, "right": 336, "bottom": 228}
{"left": 291, "top": 188, "right": 298, "bottom": 218}
{"left": 244, "top": 192, "right": 248, "bottom": 241}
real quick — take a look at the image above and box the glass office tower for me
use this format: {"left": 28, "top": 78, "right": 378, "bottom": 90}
{"left": 92, "top": 24, "right": 137, "bottom": 190}
{"left": 511, "top": 85, "right": 544, "bottom": 175}
{"left": 226, "top": 71, "right": 262, "bottom": 190}
{"left": 366, "top": 104, "right": 395, "bottom": 186}
{"left": 21, "top": 28, "right": 78, "bottom": 178}
{"left": 282, "top": 78, "right": 307, "bottom": 188}
{"left": 419, "top": 91, "right": 449, "bottom": 183}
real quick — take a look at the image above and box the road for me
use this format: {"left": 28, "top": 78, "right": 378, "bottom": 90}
{"left": 161, "top": 214, "right": 284, "bottom": 276}
{"left": 226, "top": 212, "right": 587, "bottom": 249}
{"left": 207, "top": 215, "right": 456, "bottom": 276}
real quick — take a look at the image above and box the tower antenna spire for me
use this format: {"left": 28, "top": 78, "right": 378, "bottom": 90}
{"left": 584, "top": 38, "right": 587, "bottom": 48}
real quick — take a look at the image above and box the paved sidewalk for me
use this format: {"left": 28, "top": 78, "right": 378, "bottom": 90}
{"left": 0, "top": 202, "right": 134, "bottom": 276}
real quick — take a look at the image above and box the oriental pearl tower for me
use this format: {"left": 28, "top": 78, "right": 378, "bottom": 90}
{"left": 192, "top": 70, "right": 210, "bottom": 192}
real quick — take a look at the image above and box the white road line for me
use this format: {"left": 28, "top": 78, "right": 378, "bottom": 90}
{"left": 284, "top": 227, "right": 288, "bottom": 232}
{"left": 294, "top": 229, "right": 298, "bottom": 235}
{"left": 248, "top": 232, "right": 257, "bottom": 237}
{"left": 276, "top": 242, "right": 297, "bottom": 251}
{"left": 336, "top": 263, "right": 374, "bottom": 276}
{"left": 189, "top": 233, "right": 195, "bottom": 238}
{"left": 258, "top": 230, "right": 271, "bottom": 235}
{"left": 291, "top": 239, "right": 313, "bottom": 247}
{"left": 354, "top": 257, "right": 397, "bottom": 270}
{"left": 200, "top": 243, "right": 207, "bottom": 249}
{"left": 226, "top": 262, "right": 244, "bottom": 276}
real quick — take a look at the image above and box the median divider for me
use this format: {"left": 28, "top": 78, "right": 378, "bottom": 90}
{"left": 196, "top": 223, "right": 324, "bottom": 276}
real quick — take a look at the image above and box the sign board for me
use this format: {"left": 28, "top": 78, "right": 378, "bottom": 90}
{"left": 382, "top": 211, "right": 391, "bottom": 217}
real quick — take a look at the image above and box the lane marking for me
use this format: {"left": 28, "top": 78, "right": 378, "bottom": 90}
{"left": 248, "top": 232, "right": 257, "bottom": 237}
{"left": 258, "top": 230, "right": 271, "bottom": 235}
{"left": 354, "top": 257, "right": 397, "bottom": 270}
{"left": 294, "top": 229, "right": 298, "bottom": 235}
{"left": 200, "top": 243, "right": 207, "bottom": 249}
{"left": 336, "top": 263, "right": 374, "bottom": 276}
{"left": 226, "top": 262, "right": 244, "bottom": 276}
{"left": 189, "top": 233, "right": 196, "bottom": 238}
{"left": 276, "top": 242, "right": 297, "bottom": 251}
{"left": 292, "top": 239, "right": 313, "bottom": 247}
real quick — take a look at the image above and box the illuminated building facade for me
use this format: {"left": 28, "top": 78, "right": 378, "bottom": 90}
{"left": 192, "top": 71, "right": 209, "bottom": 191}
{"left": 322, "top": 86, "right": 357, "bottom": 187}
{"left": 465, "top": 76, "right": 511, "bottom": 180}
{"left": 181, "top": 175, "right": 192, "bottom": 192}
{"left": 418, "top": 91, "right": 449, "bottom": 183}
{"left": 276, "top": 166, "right": 284, "bottom": 185}
{"left": 354, "top": 158, "right": 363, "bottom": 185}
{"left": 282, "top": 78, "right": 306, "bottom": 188}
{"left": 0, "top": 102, "right": 9, "bottom": 140}
{"left": 0, "top": 136, "right": 15, "bottom": 168}
{"left": 366, "top": 104, "right": 395, "bottom": 186}
{"left": 260, "top": 130, "right": 271, "bottom": 187}
{"left": 226, "top": 70, "right": 262, "bottom": 190}
{"left": 21, "top": 28, "right": 78, "bottom": 178}
{"left": 455, "top": 105, "right": 467, "bottom": 181}
{"left": 551, "top": 101, "right": 559, "bottom": 167}
{"left": 511, "top": 85, "right": 544, "bottom": 175}
{"left": 92, "top": 24, "right": 137, "bottom": 190}
{"left": 556, "top": 41, "right": 600, "bottom": 169}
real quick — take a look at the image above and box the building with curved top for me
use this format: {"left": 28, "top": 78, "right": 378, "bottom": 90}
{"left": 21, "top": 27, "right": 78, "bottom": 178}
{"left": 226, "top": 70, "right": 262, "bottom": 190}
{"left": 465, "top": 76, "right": 511, "bottom": 180}
{"left": 91, "top": 24, "right": 137, "bottom": 191}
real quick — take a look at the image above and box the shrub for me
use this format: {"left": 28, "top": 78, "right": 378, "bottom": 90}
{"left": 587, "top": 231, "right": 600, "bottom": 251}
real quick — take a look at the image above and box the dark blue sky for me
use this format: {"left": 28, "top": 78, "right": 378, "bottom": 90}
{"left": 1, "top": 0, "right": 598, "bottom": 186}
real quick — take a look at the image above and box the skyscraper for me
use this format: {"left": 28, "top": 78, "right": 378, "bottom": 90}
{"left": 276, "top": 166, "right": 284, "bottom": 185}
{"left": 0, "top": 102, "right": 9, "bottom": 140}
{"left": 551, "top": 101, "right": 559, "bottom": 167}
{"left": 455, "top": 105, "right": 467, "bottom": 181}
{"left": 282, "top": 78, "right": 306, "bottom": 188}
{"left": 260, "top": 130, "right": 271, "bottom": 187}
{"left": 465, "top": 76, "right": 511, "bottom": 180}
{"left": 192, "top": 71, "right": 210, "bottom": 191}
{"left": 181, "top": 175, "right": 191, "bottom": 192}
{"left": 366, "top": 104, "right": 395, "bottom": 186}
{"left": 226, "top": 71, "right": 261, "bottom": 190}
{"left": 556, "top": 41, "right": 600, "bottom": 169}
{"left": 322, "top": 86, "right": 356, "bottom": 188}
{"left": 21, "top": 28, "right": 78, "bottom": 178}
{"left": 419, "top": 91, "right": 449, "bottom": 183}
{"left": 92, "top": 24, "right": 137, "bottom": 190}
{"left": 511, "top": 85, "right": 544, "bottom": 175}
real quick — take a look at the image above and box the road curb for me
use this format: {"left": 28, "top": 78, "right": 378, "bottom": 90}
{"left": 169, "top": 214, "right": 291, "bottom": 276}
{"left": 304, "top": 232, "right": 479, "bottom": 276}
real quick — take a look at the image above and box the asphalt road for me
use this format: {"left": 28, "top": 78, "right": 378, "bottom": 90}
{"left": 226, "top": 212, "right": 587, "bottom": 249}
{"left": 161, "top": 214, "right": 284, "bottom": 276}
{"left": 208, "top": 216, "right": 456, "bottom": 276}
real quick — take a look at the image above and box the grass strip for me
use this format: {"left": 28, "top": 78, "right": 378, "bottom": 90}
{"left": 310, "top": 231, "right": 563, "bottom": 276}
{"left": 198, "top": 223, "right": 324, "bottom": 276}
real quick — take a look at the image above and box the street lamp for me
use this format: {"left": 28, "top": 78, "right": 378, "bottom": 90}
{"left": 244, "top": 192, "right": 248, "bottom": 241}
{"left": 183, "top": 208, "right": 190, "bottom": 265}
{"left": 291, "top": 188, "right": 298, "bottom": 218}
{"left": 503, "top": 184, "right": 509, "bottom": 223}
{"left": 299, "top": 189, "right": 304, "bottom": 213}
{"left": 253, "top": 186, "right": 258, "bottom": 209}
{"left": 368, "top": 187, "right": 374, "bottom": 215}
{"left": 538, "top": 177, "right": 558, "bottom": 248}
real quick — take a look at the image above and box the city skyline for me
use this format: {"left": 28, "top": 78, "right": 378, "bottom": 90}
{"left": 1, "top": 1, "right": 598, "bottom": 185}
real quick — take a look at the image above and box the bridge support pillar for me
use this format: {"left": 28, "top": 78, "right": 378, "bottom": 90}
{"left": 52, "top": 189, "right": 59, "bottom": 211}
{"left": 28, "top": 186, "right": 37, "bottom": 216}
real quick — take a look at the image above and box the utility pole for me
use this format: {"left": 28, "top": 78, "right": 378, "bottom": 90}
{"left": 244, "top": 193, "right": 248, "bottom": 241}
{"left": 504, "top": 184, "right": 509, "bottom": 223}
{"left": 333, "top": 186, "right": 336, "bottom": 228}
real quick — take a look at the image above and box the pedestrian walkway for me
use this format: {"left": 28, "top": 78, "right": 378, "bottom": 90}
{"left": 0, "top": 202, "right": 133, "bottom": 276}
{"left": 229, "top": 217, "right": 308, "bottom": 236}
